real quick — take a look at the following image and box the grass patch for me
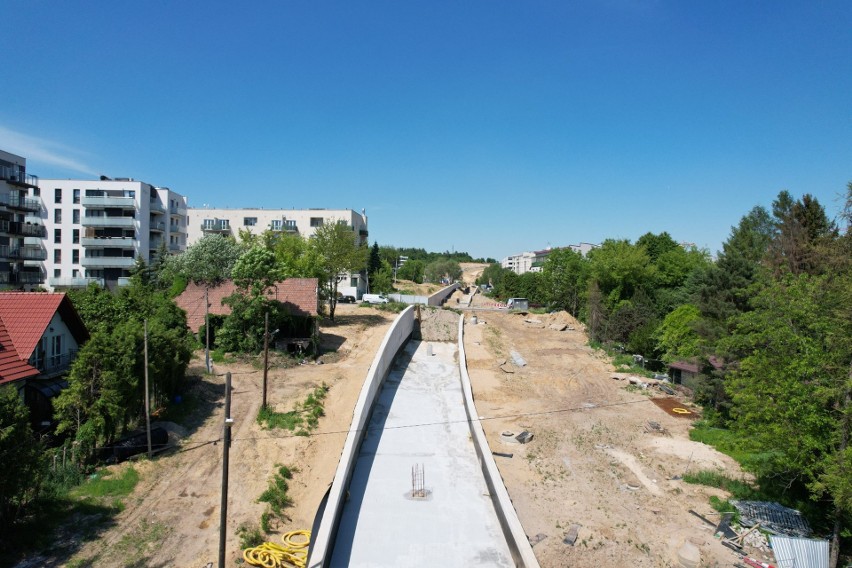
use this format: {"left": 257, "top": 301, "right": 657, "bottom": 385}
{"left": 69, "top": 466, "right": 139, "bottom": 502}
{"left": 689, "top": 420, "right": 764, "bottom": 465}
{"left": 238, "top": 522, "right": 265, "bottom": 549}
{"left": 257, "top": 383, "right": 329, "bottom": 434}
{"left": 258, "top": 465, "right": 296, "bottom": 520}
{"left": 681, "top": 469, "right": 759, "bottom": 500}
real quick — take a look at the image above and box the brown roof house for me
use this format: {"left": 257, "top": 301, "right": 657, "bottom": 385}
{"left": 668, "top": 356, "right": 725, "bottom": 389}
{"left": 175, "top": 278, "right": 319, "bottom": 353}
{"left": 0, "top": 292, "right": 89, "bottom": 430}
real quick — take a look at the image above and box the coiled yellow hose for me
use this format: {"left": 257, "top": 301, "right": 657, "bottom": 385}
{"left": 243, "top": 530, "right": 310, "bottom": 568}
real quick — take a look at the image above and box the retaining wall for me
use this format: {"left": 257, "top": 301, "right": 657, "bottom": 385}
{"left": 307, "top": 306, "right": 415, "bottom": 567}
{"left": 427, "top": 282, "right": 460, "bottom": 306}
{"left": 457, "top": 315, "right": 541, "bottom": 568}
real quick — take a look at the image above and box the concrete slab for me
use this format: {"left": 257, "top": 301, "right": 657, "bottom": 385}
{"left": 331, "top": 341, "right": 513, "bottom": 567}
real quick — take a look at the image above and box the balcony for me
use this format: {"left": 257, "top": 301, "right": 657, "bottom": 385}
{"left": 12, "top": 270, "right": 45, "bottom": 284}
{"left": 81, "top": 195, "right": 136, "bottom": 208}
{"left": 36, "top": 350, "right": 78, "bottom": 376}
{"left": 0, "top": 271, "right": 9, "bottom": 284}
{"left": 270, "top": 221, "right": 298, "bottom": 233}
{"left": 149, "top": 221, "right": 165, "bottom": 233}
{"left": 81, "top": 236, "right": 136, "bottom": 249}
{"left": 1, "top": 194, "right": 41, "bottom": 212}
{"left": 117, "top": 277, "right": 132, "bottom": 287}
{"left": 82, "top": 216, "right": 136, "bottom": 228}
{"left": 201, "top": 220, "right": 231, "bottom": 233}
{"left": 169, "top": 204, "right": 187, "bottom": 216}
{"left": 9, "top": 245, "right": 47, "bottom": 261}
{"left": 149, "top": 201, "right": 166, "bottom": 214}
{"left": 169, "top": 243, "right": 182, "bottom": 252}
{"left": 48, "top": 276, "right": 104, "bottom": 289}
{"left": 0, "top": 166, "right": 39, "bottom": 189}
{"left": 81, "top": 256, "right": 136, "bottom": 269}
{"left": 8, "top": 221, "right": 47, "bottom": 238}
{"left": 169, "top": 224, "right": 185, "bottom": 234}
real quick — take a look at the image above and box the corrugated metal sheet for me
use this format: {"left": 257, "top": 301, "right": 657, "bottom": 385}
{"left": 769, "top": 535, "right": 828, "bottom": 568}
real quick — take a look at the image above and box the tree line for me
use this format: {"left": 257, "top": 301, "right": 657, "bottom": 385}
{"left": 479, "top": 186, "right": 852, "bottom": 563}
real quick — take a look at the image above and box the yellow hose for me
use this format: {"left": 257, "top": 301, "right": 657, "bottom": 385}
{"left": 243, "top": 530, "right": 311, "bottom": 568}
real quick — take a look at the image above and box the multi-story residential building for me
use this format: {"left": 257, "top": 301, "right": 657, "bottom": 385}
{"left": 187, "top": 207, "right": 369, "bottom": 297}
{"left": 0, "top": 150, "right": 47, "bottom": 288}
{"left": 501, "top": 243, "right": 599, "bottom": 275}
{"left": 39, "top": 178, "right": 188, "bottom": 290}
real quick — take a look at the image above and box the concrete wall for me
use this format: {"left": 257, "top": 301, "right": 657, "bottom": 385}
{"left": 387, "top": 293, "right": 428, "bottom": 305}
{"left": 427, "top": 282, "right": 459, "bottom": 306}
{"left": 307, "top": 305, "right": 415, "bottom": 568}
{"left": 457, "top": 315, "right": 541, "bottom": 568}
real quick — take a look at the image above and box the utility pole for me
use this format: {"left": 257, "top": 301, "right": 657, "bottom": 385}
{"left": 262, "top": 311, "right": 269, "bottom": 410}
{"left": 144, "top": 319, "right": 152, "bottom": 459}
{"left": 205, "top": 287, "right": 212, "bottom": 373}
{"left": 218, "top": 372, "right": 232, "bottom": 568}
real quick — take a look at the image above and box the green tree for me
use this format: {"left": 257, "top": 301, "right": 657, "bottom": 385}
{"left": 0, "top": 387, "right": 44, "bottom": 530}
{"left": 165, "top": 233, "right": 243, "bottom": 285}
{"left": 542, "top": 248, "right": 588, "bottom": 316}
{"left": 368, "top": 242, "right": 382, "bottom": 276}
{"left": 369, "top": 261, "right": 394, "bottom": 294}
{"left": 423, "top": 259, "right": 462, "bottom": 284}
{"left": 587, "top": 239, "right": 655, "bottom": 309}
{"left": 396, "top": 259, "right": 425, "bottom": 283}
{"left": 655, "top": 304, "right": 702, "bottom": 363}
{"left": 310, "top": 222, "right": 368, "bottom": 320}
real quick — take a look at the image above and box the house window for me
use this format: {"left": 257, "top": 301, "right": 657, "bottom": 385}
{"left": 54, "top": 249, "right": 61, "bottom": 263}
{"left": 72, "top": 250, "right": 79, "bottom": 264}
{"left": 54, "top": 188, "right": 62, "bottom": 203}
{"left": 54, "top": 209, "right": 62, "bottom": 223}
{"left": 73, "top": 229, "right": 79, "bottom": 244}
{"left": 54, "top": 229, "right": 61, "bottom": 243}
{"left": 244, "top": 217, "right": 257, "bottom": 226}
{"left": 73, "top": 209, "right": 80, "bottom": 224}
{"left": 73, "top": 189, "right": 80, "bottom": 204}
{"left": 310, "top": 217, "right": 323, "bottom": 227}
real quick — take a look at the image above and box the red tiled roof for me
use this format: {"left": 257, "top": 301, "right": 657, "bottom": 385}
{"left": 0, "top": 292, "right": 65, "bottom": 360}
{"left": 0, "top": 317, "right": 39, "bottom": 385}
{"left": 175, "top": 279, "right": 319, "bottom": 333}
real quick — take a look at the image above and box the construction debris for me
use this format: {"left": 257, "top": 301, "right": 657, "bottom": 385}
{"left": 731, "top": 500, "right": 812, "bottom": 537}
{"left": 529, "top": 533, "right": 547, "bottom": 547}
{"left": 516, "top": 431, "right": 534, "bottom": 444}
{"left": 563, "top": 524, "right": 581, "bottom": 546}
{"left": 510, "top": 350, "right": 527, "bottom": 367}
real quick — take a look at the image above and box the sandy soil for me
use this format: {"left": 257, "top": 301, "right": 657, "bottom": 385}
{"left": 56, "top": 304, "right": 397, "bottom": 568}
{"left": 461, "top": 298, "right": 752, "bottom": 568}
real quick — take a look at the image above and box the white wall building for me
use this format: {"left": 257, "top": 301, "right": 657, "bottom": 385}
{"left": 0, "top": 149, "right": 47, "bottom": 289}
{"left": 39, "top": 178, "right": 188, "bottom": 290}
{"left": 187, "top": 207, "right": 369, "bottom": 298}
{"left": 502, "top": 243, "right": 599, "bottom": 275}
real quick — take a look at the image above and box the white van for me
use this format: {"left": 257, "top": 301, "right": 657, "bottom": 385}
{"left": 362, "top": 294, "right": 390, "bottom": 304}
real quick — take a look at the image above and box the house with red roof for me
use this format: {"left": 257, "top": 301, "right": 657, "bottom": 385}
{"left": 174, "top": 278, "right": 319, "bottom": 351}
{"left": 0, "top": 292, "right": 89, "bottom": 429}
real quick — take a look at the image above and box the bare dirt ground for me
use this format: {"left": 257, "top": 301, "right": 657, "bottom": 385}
{"left": 462, "top": 296, "right": 752, "bottom": 568}
{"left": 48, "top": 305, "right": 396, "bottom": 568}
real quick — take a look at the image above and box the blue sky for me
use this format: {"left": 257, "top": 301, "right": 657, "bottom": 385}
{"left": 2, "top": 1, "right": 850, "bottom": 260}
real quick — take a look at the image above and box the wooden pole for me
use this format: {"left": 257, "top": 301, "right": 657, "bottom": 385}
{"left": 262, "top": 312, "right": 269, "bottom": 410}
{"left": 144, "top": 319, "right": 152, "bottom": 459}
{"left": 218, "top": 372, "right": 232, "bottom": 568}
{"left": 205, "top": 287, "right": 212, "bottom": 373}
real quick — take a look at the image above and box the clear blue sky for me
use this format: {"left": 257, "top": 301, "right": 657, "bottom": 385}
{"left": 2, "top": 1, "right": 850, "bottom": 260}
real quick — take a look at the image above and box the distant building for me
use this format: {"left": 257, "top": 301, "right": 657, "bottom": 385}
{"left": 0, "top": 149, "right": 47, "bottom": 288}
{"left": 38, "top": 178, "right": 188, "bottom": 290}
{"left": 502, "top": 242, "right": 599, "bottom": 275}
{"left": 187, "top": 207, "right": 369, "bottom": 298}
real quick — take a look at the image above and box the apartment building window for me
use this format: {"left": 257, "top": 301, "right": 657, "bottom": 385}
{"left": 72, "top": 250, "right": 79, "bottom": 264}
{"left": 270, "top": 219, "right": 282, "bottom": 231}
{"left": 72, "top": 269, "right": 80, "bottom": 278}
{"left": 54, "top": 229, "right": 61, "bottom": 244}
{"left": 73, "top": 209, "right": 80, "bottom": 224}
{"left": 73, "top": 189, "right": 80, "bottom": 204}
{"left": 310, "top": 217, "right": 323, "bottom": 227}
{"left": 54, "top": 209, "right": 62, "bottom": 223}
{"left": 54, "top": 250, "right": 61, "bottom": 263}
{"left": 54, "top": 269, "right": 61, "bottom": 278}
{"left": 244, "top": 217, "right": 257, "bottom": 226}
{"left": 54, "top": 188, "right": 62, "bottom": 203}
{"left": 73, "top": 229, "right": 79, "bottom": 244}
{"left": 32, "top": 187, "right": 40, "bottom": 197}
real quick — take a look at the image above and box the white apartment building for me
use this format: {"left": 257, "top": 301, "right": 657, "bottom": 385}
{"left": 0, "top": 150, "right": 47, "bottom": 289}
{"left": 39, "top": 178, "right": 188, "bottom": 290}
{"left": 187, "top": 207, "right": 369, "bottom": 297}
{"left": 501, "top": 243, "right": 599, "bottom": 275}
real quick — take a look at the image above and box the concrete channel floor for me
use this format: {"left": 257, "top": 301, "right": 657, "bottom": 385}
{"left": 331, "top": 340, "right": 514, "bottom": 567}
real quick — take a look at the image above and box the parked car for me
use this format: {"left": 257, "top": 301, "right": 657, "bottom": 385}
{"left": 338, "top": 295, "right": 356, "bottom": 304}
{"left": 362, "top": 293, "right": 390, "bottom": 304}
